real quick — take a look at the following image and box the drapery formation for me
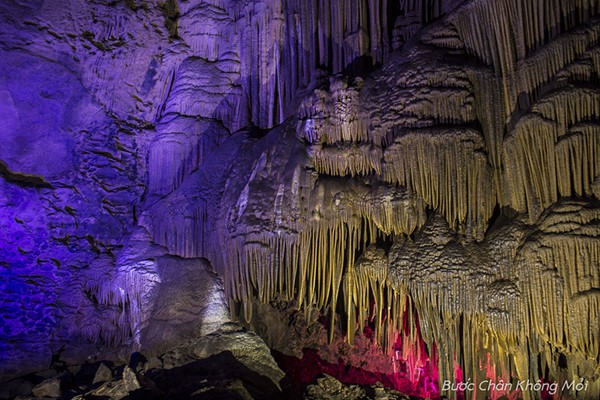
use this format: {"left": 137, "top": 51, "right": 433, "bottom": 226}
{"left": 145, "top": 1, "right": 600, "bottom": 398}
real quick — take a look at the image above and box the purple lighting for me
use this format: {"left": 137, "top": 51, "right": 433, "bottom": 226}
{"left": 1, "top": 1, "right": 599, "bottom": 399}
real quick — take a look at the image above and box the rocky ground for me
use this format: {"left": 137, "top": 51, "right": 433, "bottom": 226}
{"left": 0, "top": 331, "right": 415, "bottom": 400}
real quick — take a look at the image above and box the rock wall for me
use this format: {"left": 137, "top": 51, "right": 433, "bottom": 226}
{"left": 1, "top": 1, "right": 599, "bottom": 399}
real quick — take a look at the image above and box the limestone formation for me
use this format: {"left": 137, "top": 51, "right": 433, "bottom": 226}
{"left": 1, "top": 1, "right": 599, "bottom": 399}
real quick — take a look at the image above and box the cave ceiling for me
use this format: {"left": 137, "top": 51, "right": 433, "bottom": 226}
{"left": 0, "top": 0, "right": 599, "bottom": 399}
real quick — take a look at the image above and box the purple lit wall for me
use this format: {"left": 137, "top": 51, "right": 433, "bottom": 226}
{"left": 0, "top": 45, "right": 141, "bottom": 377}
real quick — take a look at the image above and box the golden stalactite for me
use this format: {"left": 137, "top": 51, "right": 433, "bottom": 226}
{"left": 197, "top": 1, "right": 600, "bottom": 398}
{"left": 503, "top": 87, "right": 600, "bottom": 221}
{"left": 312, "top": 143, "right": 382, "bottom": 177}
{"left": 515, "top": 202, "right": 600, "bottom": 396}
{"left": 383, "top": 128, "right": 496, "bottom": 240}
{"left": 451, "top": 0, "right": 600, "bottom": 77}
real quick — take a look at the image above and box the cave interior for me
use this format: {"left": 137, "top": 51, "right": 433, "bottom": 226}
{"left": 0, "top": 0, "right": 599, "bottom": 399}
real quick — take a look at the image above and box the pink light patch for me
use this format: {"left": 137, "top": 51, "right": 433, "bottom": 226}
{"left": 273, "top": 348, "right": 397, "bottom": 396}
{"left": 389, "top": 314, "right": 440, "bottom": 399}
{"left": 272, "top": 308, "right": 444, "bottom": 399}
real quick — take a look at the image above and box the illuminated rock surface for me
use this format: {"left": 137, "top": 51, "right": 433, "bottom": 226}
{"left": 1, "top": 0, "right": 599, "bottom": 399}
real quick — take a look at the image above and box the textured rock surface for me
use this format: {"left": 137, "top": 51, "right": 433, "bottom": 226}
{"left": 305, "top": 375, "right": 368, "bottom": 400}
{"left": 304, "top": 375, "right": 409, "bottom": 400}
{"left": 0, "top": 325, "right": 285, "bottom": 399}
{"left": 1, "top": 0, "right": 599, "bottom": 399}
{"left": 92, "top": 362, "right": 113, "bottom": 385}
{"left": 31, "top": 378, "right": 61, "bottom": 398}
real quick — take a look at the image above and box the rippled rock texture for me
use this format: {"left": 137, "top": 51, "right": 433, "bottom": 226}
{"left": 1, "top": 1, "right": 599, "bottom": 399}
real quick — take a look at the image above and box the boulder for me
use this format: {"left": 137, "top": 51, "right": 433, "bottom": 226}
{"left": 92, "top": 363, "right": 113, "bottom": 385}
{"left": 31, "top": 378, "right": 61, "bottom": 398}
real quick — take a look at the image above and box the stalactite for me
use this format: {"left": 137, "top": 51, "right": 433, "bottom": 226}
{"left": 326, "top": 78, "right": 370, "bottom": 144}
{"left": 508, "top": 24, "right": 600, "bottom": 112}
{"left": 83, "top": 258, "right": 161, "bottom": 347}
{"left": 383, "top": 128, "right": 495, "bottom": 240}
{"left": 324, "top": 116, "right": 371, "bottom": 144}
{"left": 503, "top": 114, "right": 558, "bottom": 219}
{"left": 146, "top": 199, "right": 208, "bottom": 258}
{"left": 177, "top": 1, "right": 236, "bottom": 62}
{"left": 296, "top": 77, "right": 370, "bottom": 148}
{"left": 358, "top": 187, "right": 428, "bottom": 236}
{"left": 211, "top": 151, "right": 599, "bottom": 399}
{"left": 420, "top": 23, "right": 464, "bottom": 50}
{"left": 147, "top": 132, "right": 199, "bottom": 196}
{"left": 391, "top": 0, "right": 458, "bottom": 50}
{"left": 400, "top": 88, "right": 476, "bottom": 126}
{"left": 222, "top": 220, "right": 362, "bottom": 327}
{"left": 215, "top": 158, "right": 430, "bottom": 340}
{"left": 337, "top": 224, "right": 526, "bottom": 400}
{"left": 141, "top": 1, "right": 600, "bottom": 397}
{"left": 375, "top": 61, "right": 478, "bottom": 144}
{"left": 312, "top": 143, "right": 381, "bottom": 177}
{"left": 163, "top": 56, "right": 242, "bottom": 130}
{"left": 555, "top": 124, "right": 600, "bottom": 197}
{"left": 451, "top": 0, "right": 600, "bottom": 77}
{"left": 532, "top": 87, "right": 600, "bottom": 133}
{"left": 503, "top": 87, "right": 600, "bottom": 221}
{"left": 228, "top": 0, "right": 398, "bottom": 130}
{"left": 461, "top": 69, "right": 506, "bottom": 203}
{"left": 516, "top": 201, "right": 600, "bottom": 398}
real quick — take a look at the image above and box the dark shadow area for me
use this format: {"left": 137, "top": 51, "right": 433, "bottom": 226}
{"left": 141, "top": 351, "right": 285, "bottom": 400}
{"left": 0, "top": 160, "right": 53, "bottom": 189}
